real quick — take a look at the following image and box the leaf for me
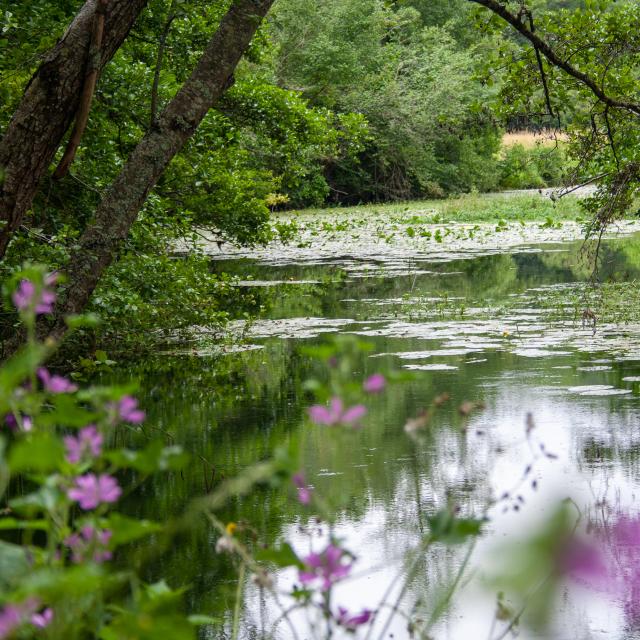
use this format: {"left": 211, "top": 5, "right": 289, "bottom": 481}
{"left": 10, "top": 485, "right": 63, "bottom": 516}
{"left": 105, "top": 442, "right": 189, "bottom": 474}
{"left": 66, "top": 313, "right": 101, "bottom": 329}
{"left": 0, "top": 540, "right": 30, "bottom": 590}
{"left": 0, "top": 518, "right": 49, "bottom": 531}
{"left": 39, "top": 394, "right": 99, "bottom": 428}
{"left": 188, "top": 614, "right": 220, "bottom": 626}
{"left": 9, "top": 433, "right": 64, "bottom": 473}
{"left": 100, "top": 613, "right": 194, "bottom": 640}
{"left": 256, "top": 543, "right": 303, "bottom": 569}
{"left": 428, "top": 509, "right": 484, "bottom": 545}
{"left": 142, "top": 580, "right": 188, "bottom": 608}
{"left": 0, "top": 344, "right": 48, "bottom": 414}
{"left": 105, "top": 514, "right": 163, "bottom": 547}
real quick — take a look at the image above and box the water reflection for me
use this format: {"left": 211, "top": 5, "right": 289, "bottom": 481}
{"left": 123, "top": 236, "right": 640, "bottom": 638}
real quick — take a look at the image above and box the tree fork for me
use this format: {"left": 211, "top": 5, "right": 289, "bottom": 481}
{"left": 0, "top": 0, "right": 149, "bottom": 260}
{"left": 39, "top": 0, "right": 276, "bottom": 345}
{"left": 53, "top": 0, "right": 109, "bottom": 179}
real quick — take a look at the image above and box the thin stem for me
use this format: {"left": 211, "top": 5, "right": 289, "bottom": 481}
{"left": 372, "top": 536, "right": 433, "bottom": 640}
{"left": 232, "top": 562, "right": 246, "bottom": 640}
{"left": 151, "top": 2, "right": 177, "bottom": 128}
{"left": 426, "top": 538, "right": 477, "bottom": 630}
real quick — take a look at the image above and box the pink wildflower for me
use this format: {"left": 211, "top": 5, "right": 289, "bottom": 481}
{"left": 68, "top": 473, "right": 121, "bottom": 510}
{"left": 31, "top": 608, "right": 53, "bottom": 629}
{"left": 299, "top": 544, "right": 352, "bottom": 591}
{"left": 12, "top": 278, "right": 56, "bottom": 315}
{"left": 336, "top": 607, "right": 373, "bottom": 631}
{"left": 363, "top": 373, "right": 386, "bottom": 394}
{"left": 65, "top": 526, "right": 112, "bottom": 563}
{"left": 0, "top": 599, "right": 50, "bottom": 637}
{"left": 0, "top": 605, "right": 22, "bottom": 638}
{"left": 111, "top": 396, "right": 145, "bottom": 424}
{"left": 609, "top": 516, "right": 640, "bottom": 622}
{"left": 64, "top": 425, "right": 103, "bottom": 463}
{"left": 560, "top": 537, "right": 607, "bottom": 585}
{"left": 4, "top": 413, "right": 32, "bottom": 432}
{"left": 38, "top": 368, "right": 78, "bottom": 394}
{"left": 292, "top": 472, "right": 312, "bottom": 505}
{"left": 565, "top": 515, "right": 640, "bottom": 624}
{"left": 308, "top": 397, "right": 366, "bottom": 428}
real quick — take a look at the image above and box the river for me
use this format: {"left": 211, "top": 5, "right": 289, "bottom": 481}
{"left": 124, "top": 217, "right": 640, "bottom": 639}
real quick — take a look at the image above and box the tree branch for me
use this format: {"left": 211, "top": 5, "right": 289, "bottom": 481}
{"left": 525, "top": 11, "right": 554, "bottom": 117}
{"left": 37, "top": 0, "right": 276, "bottom": 346}
{"left": 0, "top": 0, "right": 148, "bottom": 260}
{"left": 468, "top": 0, "right": 640, "bottom": 117}
{"left": 53, "top": 0, "right": 110, "bottom": 179}
{"left": 151, "top": 2, "right": 177, "bottom": 129}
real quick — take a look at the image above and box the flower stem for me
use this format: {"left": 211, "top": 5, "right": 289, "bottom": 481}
{"left": 231, "top": 561, "right": 245, "bottom": 640}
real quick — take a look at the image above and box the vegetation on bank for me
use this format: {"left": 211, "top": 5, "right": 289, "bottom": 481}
{"left": 293, "top": 192, "right": 587, "bottom": 226}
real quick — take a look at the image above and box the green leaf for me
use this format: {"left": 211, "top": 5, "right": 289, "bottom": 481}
{"left": 0, "top": 540, "right": 30, "bottom": 590}
{"left": 10, "top": 484, "right": 63, "bottom": 516}
{"left": 428, "top": 509, "right": 484, "bottom": 545}
{"left": 105, "top": 514, "right": 162, "bottom": 547}
{"left": 66, "top": 313, "right": 101, "bottom": 329}
{"left": 9, "top": 433, "right": 65, "bottom": 473}
{"left": 0, "top": 517, "right": 49, "bottom": 531}
{"left": 0, "top": 344, "right": 48, "bottom": 414}
{"left": 141, "top": 580, "right": 188, "bottom": 608}
{"left": 39, "top": 394, "right": 99, "bottom": 428}
{"left": 256, "top": 542, "right": 303, "bottom": 569}
{"left": 188, "top": 614, "right": 220, "bottom": 626}
{"left": 100, "top": 613, "right": 194, "bottom": 640}
{"left": 105, "top": 441, "right": 189, "bottom": 474}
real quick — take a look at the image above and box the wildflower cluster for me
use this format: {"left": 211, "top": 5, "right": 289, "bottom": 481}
{"left": 11, "top": 273, "right": 57, "bottom": 317}
{"left": 0, "top": 600, "right": 53, "bottom": 638}
{"left": 307, "top": 373, "right": 386, "bottom": 429}
{"left": 0, "top": 272, "right": 197, "bottom": 639}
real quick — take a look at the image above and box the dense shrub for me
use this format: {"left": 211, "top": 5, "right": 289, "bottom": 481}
{"left": 497, "top": 143, "right": 569, "bottom": 190}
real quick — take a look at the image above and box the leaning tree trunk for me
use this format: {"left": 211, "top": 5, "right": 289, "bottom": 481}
{"left": 0, "top": 0, "right": 149, "bottom": 259}
{"left": 40, "top": 0, "right": 275, "bottom": 343}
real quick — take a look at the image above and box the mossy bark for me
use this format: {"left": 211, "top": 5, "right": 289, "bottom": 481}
{"left": 0, "top": 0, "right": 149, "bottom": 259}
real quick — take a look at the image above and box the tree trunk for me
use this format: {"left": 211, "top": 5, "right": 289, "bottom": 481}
{"left": 0, "top": 0, "right": 149, "bottom": 259}
{"left": 42, "top": 0, "right": 275, "bottom": 343}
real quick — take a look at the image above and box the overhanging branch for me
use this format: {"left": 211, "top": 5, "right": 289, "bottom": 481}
{"left": 469, "top": 0, "right": 640, "bottom": 118}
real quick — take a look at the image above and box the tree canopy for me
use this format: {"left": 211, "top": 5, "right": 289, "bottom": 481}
{"left": 0, "top": 0, "right": 638, "bottom": 352}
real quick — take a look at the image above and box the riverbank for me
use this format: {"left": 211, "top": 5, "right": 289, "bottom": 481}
{"left": 192, "top": 193, "right": 640, "bottom": 271}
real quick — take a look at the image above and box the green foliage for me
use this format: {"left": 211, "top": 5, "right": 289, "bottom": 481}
{"left": 428, "top": 509, "right": 485, "bottom": 544}
{"left": 0, "top": 0, "right": 365, "bottom": 350}
{"left": 272, "top": 0, "right": 502, "bottom": 201}
{"left": 498, "top": 143, "right": 569, "bottom": 190}
{"left": 476, "top": 0, "right": 640, "bottom": 227}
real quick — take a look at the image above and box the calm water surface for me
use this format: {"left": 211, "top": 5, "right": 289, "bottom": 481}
{"left": 124, "top": 235, "right": 640, "bottom": 639}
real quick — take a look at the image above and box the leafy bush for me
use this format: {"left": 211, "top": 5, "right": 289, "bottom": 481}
{"left": 497, "top": 143, "right": 569, "bottom": 190}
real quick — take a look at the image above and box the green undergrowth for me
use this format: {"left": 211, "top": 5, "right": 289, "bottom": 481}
{"left": 546, "top": 281, "right": 640, "bottom": 326}
{"left": 290, "top": 193, "right": 591, "bottom": 226}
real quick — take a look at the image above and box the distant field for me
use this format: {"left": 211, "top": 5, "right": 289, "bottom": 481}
{"left": 502, "top": 130, "right": 568, "bottom": 148}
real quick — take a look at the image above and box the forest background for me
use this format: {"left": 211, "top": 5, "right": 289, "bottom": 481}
{"left": 0, "top": 0, "right": 630, "bottom": 356}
